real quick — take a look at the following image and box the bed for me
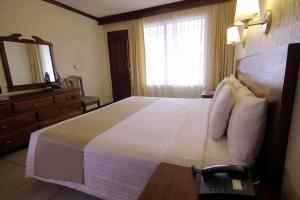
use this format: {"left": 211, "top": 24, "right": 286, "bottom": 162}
{"left": 26, "top": 43, "right": 300, "bottom": 199}
{"left": 26, "top": 96, "right": 230, "bottom": 200}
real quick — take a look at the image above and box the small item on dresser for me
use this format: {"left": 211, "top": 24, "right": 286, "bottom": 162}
{"left": 51, "top": 72, "right": 66, "bottom": 89}
{"left": 44, "top": 72, "right": 50, "bottom": 83}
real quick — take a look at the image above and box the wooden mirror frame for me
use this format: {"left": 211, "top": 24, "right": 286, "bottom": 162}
{"left": 0, "top": 33, "right": 58, "bottom": 92}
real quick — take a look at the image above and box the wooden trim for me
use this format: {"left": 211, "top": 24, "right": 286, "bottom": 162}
{"left": 6, "top": 83, "right": 52, "bottom": 92}
{"left": 236, "top": 43, "right": 300, "bottom": 188}
{"left": 0, "top": 34, "right": 53, "bottom": 45}
{"left": 42, "top": 0, "right": 98, "bottom": 21}
{"left": 274, "top": 43, "right": 300, "bottom": 185}
{"left": 0, "top": 40, "right": 13, "bottom": 91}
{"left": 42, "top": 0, "right": 230, "bottom": 25}
{"left": 98, "top": 0, "right": 231, "bottom": 25}
{"left": 49, "top": 45, "right": 58, "bottom": 78}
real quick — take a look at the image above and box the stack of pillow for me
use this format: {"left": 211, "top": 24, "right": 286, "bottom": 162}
{"left": 208, "top": 75, "right": 268, "bottom": 167}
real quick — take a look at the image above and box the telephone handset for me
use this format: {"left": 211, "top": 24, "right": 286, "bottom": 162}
{"left": 201, "top": 165, "right": 248, "bottom": 179}
{"left": 192, "top": 165, "right": 256, "bottom": 200}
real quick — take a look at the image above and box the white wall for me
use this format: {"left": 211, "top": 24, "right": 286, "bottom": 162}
{"left": 0, "top": 0, "right": 113, "bottom": 104}
{"left": 234, "top": 0, "right": 300, "bottom": 199}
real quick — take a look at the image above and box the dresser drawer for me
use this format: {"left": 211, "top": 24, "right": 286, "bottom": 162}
{"left": 40, "top": 111, "right": 82, "bottom": 128}
{"left": 0, "top": 103, "right": 13, "bottom": 118}
{"left": 13, "top": 97, "right": 54, "bottom": 113}
{"left": 0, "top": 112, "right": 38, "bottom": 136}
{"left": 0, "top": 124, "right": 39, "bottom": 153}
{"left": 38, "top": 101, "right": 82, "bottom": 121}
{"left": 54, "top": 91, "right": 80, "bottom": 105}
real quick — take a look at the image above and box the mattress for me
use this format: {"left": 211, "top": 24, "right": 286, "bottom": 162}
{"left": 33, "top": 97, "right": 158, "bottom": 183}
{"left": 26, "top": 96, "right": 231, "bottom": 200}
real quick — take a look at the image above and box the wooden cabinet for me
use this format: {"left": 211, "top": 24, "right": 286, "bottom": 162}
{"left": 0, "top": 103, "right": 13, "bottom": 117}
{"left": 0, "top": 88, "right": 82, "bottom": 153}
{"left": 0, "top": 112, "right": 37, "bottom": 136}
{"left": 53, "top": 91, "right": 80, "bottom": 105}
{"left": 0, "top": 124, "right": 39, "bottom": 153}
{"left": 38, "top": 101, "right": 81, "bottom": 121}
{"left": 13, "top": 97, "right": 54, "bottom": 113}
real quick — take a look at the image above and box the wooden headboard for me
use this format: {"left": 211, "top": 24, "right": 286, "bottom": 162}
{"left": 236, "top": 43, "right": 300, "bottom": 188}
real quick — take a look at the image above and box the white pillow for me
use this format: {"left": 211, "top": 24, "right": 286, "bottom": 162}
{"left": 236, "top": 86, "right": 254, "bottom": 98}
{"left": 214, "top": 77, "right": 229, "bottom": 99}
{"left": 228, "top": 75, "right": 254, "bottom": 100}
{"left": 209, "top": 83, "right": 235, "bottom": 140}
{"left": 209, "top": 77, "right": 229, "bottom": 114}
{"left": 227, "top": 96, "right": 267, "bottom": 166}
{"left": 228, "top": 74, "right": 243, "bottom": 91}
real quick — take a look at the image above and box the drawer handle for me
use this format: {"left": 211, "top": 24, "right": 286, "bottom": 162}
{"left": 67, "top": 96, "right": 72, "bottom": 100}
{"left": 61, "top": 108, "right": 67, "bottom": 112}
{"left": 1, "top": 126, "right": 7, "bottom": 129}
{"left": 34, "top": 103, "right": 39, "bottom": 107}
{"left": 6, "top": 140, "right": 11, "bottom": 144}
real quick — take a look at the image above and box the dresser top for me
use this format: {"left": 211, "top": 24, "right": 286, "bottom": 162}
{"left": 0, "top": 88, "right": 78, "bottom": 104}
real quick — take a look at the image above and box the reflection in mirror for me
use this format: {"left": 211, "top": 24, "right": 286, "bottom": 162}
{"left": 4, "top": 41, "right": 55, "bottom": 85}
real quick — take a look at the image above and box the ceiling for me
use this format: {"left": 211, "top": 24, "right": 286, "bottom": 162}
{"left": 55, "top": 0, "right": 183, "bottom": 18}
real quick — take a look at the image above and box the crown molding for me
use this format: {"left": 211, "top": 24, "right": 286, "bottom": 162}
{"left": 42, "top": 0, "right": 98, "bottom": 21}
{"left": 42, "top": 0, "right": 231, "bottom": 25}
{"left": 98, "top": 0, "right": 231, "bottom": 25}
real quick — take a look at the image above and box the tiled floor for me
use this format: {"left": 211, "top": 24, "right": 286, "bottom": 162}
{"left": 0, "top": 148, "right": 99, "bottom": 200}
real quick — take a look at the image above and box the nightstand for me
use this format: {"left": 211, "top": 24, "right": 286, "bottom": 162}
{"left": 201, "top": 91, "right": 215, "bottom": 98}
{"left": 138, "top": 163, "right": 198, "bottom": 200}
{"left": 138, "top": 163, "right": 280, "bottom": 200}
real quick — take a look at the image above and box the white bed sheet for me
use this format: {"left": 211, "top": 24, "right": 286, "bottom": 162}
{"left": 26, "top": 97, "right": 231, "bottom": 200}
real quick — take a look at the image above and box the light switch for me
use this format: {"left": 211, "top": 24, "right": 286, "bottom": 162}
{"left": 74, "top": 64, "right": 80, "bottom": 70}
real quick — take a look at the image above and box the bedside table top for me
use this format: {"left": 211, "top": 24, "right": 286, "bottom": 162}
{"left": 138, "top": 163, "right": 198, "bottom": 200}
{"left": 201, "top": 90, "right": 215, "bottom": 98}
{"left": 138, "top": 163, "right": 280, "bottom": 200}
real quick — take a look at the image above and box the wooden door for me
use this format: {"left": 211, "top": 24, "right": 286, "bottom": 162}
{"left": 107, "top": 30, "right": 131, "bottom": 102}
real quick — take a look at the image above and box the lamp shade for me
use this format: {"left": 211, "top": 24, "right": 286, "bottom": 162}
{"left": 234, "top": 0, "right": 260, "bottom": 25}
{"left": 227, "top": 26, "right": 241, "bottom": 45}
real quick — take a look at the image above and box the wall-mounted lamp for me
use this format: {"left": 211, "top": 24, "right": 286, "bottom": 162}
{"left": 227, "top": 26, "right": 242, "bottom": 45}
{"left": 234, "top": 0, "right": 271, "bottom": 34}
{"left": 227, "top": 0, "right": 272, "bottom": 47}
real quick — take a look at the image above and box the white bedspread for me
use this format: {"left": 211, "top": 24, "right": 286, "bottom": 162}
{"left": 27, "top": 97, "right": 227, "bottom": 200}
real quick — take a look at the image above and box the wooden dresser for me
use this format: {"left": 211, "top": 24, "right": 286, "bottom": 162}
{"left": 0, "top": 88, "right": 82, "bottom": 154}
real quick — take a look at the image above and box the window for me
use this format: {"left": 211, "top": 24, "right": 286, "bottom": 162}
{"left": 144, "top": 15, "right": 207, "bottom": 88}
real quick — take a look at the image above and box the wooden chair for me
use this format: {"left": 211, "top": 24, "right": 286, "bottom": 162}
{"left": 65, "top": 76, "right": 100, "bottom": 113}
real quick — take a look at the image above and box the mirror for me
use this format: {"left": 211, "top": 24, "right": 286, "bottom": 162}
{"left": 4, "top": 42, "right": 55, "bottom": 85}
{"left": 0, "top": 34, "right": 57, "bottom": 92}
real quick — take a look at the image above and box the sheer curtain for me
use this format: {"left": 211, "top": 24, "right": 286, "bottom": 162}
{"left": 27, "top": 44, "right": 44, "bottom": 83}
{"left": 143, "top": 8, "right": 212, "bottom": 98}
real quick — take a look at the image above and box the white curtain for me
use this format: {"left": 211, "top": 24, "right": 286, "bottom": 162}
{"left": 143, "top": 7, "right": 212, "bottom": 98}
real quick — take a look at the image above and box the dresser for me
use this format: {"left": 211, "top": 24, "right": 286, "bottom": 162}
{"left": 0, "top": 88, "right": 82, "bottom": 154}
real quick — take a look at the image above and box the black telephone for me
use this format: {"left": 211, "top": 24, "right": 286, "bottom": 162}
{"left": 192, "top": 165, "right": 256, "bottom": 200}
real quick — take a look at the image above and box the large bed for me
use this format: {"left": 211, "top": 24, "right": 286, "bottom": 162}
{"left": 26, "top": 43, "right": 300, "bottom": 200}
{"left": 26, "top": 97, "right": 230, "bottom": 200}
